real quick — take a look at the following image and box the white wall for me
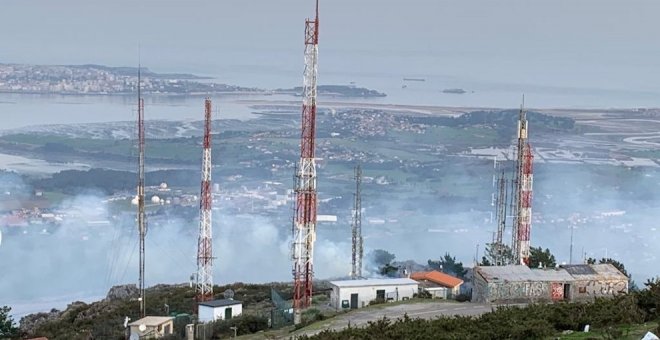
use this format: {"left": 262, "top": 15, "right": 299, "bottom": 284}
{"left": 331, "top": 284, "right": 418, "bottom": 311}
{"left": 199, "top": 304, "right": 243, "bottom": 323}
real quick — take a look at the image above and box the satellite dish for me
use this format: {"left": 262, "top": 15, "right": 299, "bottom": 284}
{"left": 139, "top": 324, "right": 147, "bottom": 332}
{"left": 223, "top": 289, "right": 235, "bottom": 300}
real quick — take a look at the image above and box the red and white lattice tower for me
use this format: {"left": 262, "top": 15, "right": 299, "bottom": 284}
{"left": 292, "top": 0, "right": 319, "bottom": 325}
{"left": 512, "top": 101, "right": 534, "bottom": 265}
{"left": 197, "top": 98, "right": 214, "bottom": 302}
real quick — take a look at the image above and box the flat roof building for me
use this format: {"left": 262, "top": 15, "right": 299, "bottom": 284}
{"left": 128, "top": 316, "right": 174, "bottom": 340}
{"left": 198, "top": 299, "right": 243, "bottom": 323}
{"left": 329, "top": 278, "right": 418, "bottom": 311}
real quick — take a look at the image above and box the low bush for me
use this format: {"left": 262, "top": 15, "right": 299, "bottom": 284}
{"left": 454, "top": 293, "right": 470, "bottom": 302}
{"left": 210, "top": 315, "right": 269, "bottom": 338}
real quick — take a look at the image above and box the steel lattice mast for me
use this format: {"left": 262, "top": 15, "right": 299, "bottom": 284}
{"left": 136, "top": 66, "right": 146, "bottom": 317}
{"left": 494, "top": 170, "right": 508, "bottom": 265}
{"left": 350, "top": 164, "right": 363, "bottom": 279}
{"left": 197, "top": 98, "right": 214, "bottom": 302}
{"left": 511, "top": 100, "right": 534, "bottom": 265}
{"left": 292, "top": 0, "right": 320, "bottom": 325}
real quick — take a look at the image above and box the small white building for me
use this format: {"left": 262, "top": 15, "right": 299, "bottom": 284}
{"left": 198, "top": 299, "right": 243, "bottom": 323}
{"left": 330, "top": 278, "right": 419, "bottom": 311}
{"left": 128, "top": 316, "right": 174, "bottom": 339}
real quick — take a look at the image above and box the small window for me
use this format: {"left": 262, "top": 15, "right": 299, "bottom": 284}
{"left": 579, "top": 287, "right": 587, "bottom": 294}
{"left": 341, "top": 300, "right": 350, "bottom": 308}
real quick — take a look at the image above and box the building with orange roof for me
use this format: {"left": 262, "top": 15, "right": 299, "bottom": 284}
{"left": 411, "top": 270, "right": 464, "bottom": 299}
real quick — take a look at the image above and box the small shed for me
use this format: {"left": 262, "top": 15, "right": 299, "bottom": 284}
{"left": 329, "top": 278, "right": 418, "bottom": 311}
{"left": 128, "top": 316, "right": 174, "bottom": 339}
{"left": 198, "top": 299, "right": 243, "bottom": 323}
{"left": 411, "top": 270, "right": 464, "bottom": 299}
{"left": 562, "top": 264, "right": 628, "bottom": 301}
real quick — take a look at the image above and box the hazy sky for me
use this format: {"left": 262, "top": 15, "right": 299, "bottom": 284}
{"left": 1, "top": 0, "right": 660, "bottom": 93}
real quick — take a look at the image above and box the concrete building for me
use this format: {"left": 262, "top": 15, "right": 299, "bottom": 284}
{"left": 472, "top": 264, "right": 628, "bottom": 304}
{"left": 411, "top": 270, "right": 464, "bottom": 299}
{"left": 330, "top": 278, "right": 418, "bottom": 311}
{"left": 562, "top": 264, "right": 629, "bottom": 301}
{"left": 198, "top": 299, "right": 243, "bottom": 323}
{"left": 128, "top": 316, "right": 174, "bottom": 339}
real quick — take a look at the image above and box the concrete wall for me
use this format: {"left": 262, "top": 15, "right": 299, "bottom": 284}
{"left": 571, "top": 279, "right": 628, "bottom": 301}
{"left": 198, "top": 304, "right": 243, "bottom": 323}
{"left": 472, "top": 275, "right": 563, "bottom": 304}
{"left": 472, "top": 277, "right": 627, "bottom": 304}
{"left": 330, "top": 284, "right": 418, "bottom": 311}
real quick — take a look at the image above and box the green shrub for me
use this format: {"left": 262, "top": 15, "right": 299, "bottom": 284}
{"left": 454, "top": 293, "right": 470, "bottom": 302}
{"left": 369, "top": 298, "right": 386, "bottom": 306}
{"left": 416, "top": 290, "right": 432, "bottom": 299}
{"left": 210, "top": 314, "right": 268, "bottom": 338}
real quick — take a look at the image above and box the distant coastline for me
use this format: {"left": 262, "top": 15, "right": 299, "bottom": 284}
{"left": 0, "top": 62, "right": 386, "bottom": 98}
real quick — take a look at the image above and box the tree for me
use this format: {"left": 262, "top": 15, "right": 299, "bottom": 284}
{"left": 482, "top": 243, "right": 514, "bottom": 266}
{"left": 428, "top": 253, "right": 467, "bottom": 279}
{"left": 527, "top": 247, "right": 556, "bottom": 269}
{"left": 369, "top": 249, "right": 395, "bottom": 267}
{"left": 587, "top": 257, "right": 636, "bottom": 290}
{"left": 0, "top": 306, "right": 18, "bottom": 339}
{"left": 379, "top": 264, "right": 399, "bottom": 278}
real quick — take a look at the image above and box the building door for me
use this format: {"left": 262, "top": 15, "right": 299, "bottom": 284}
{"left": 350, "top": 293, "right": 358, "bottom": 309}
{"left": 376, "top": 289, "right": 385, "bottom": 300}
{"left": 563, "top": 284, "right": 571, "bottom": 301}
{"left": 225, "top": 307, "right": 233, "bottom": 320}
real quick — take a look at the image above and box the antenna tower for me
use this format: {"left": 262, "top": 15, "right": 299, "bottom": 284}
{"left": 197, "top": 98, "right": 214, "bottom": 302}
{"left": 511, "top": 99, "right": 534, "bottom": 265}
{"left": 350, "top": 164, "right": 363, "bottom": 279}
{"left": 494, "top": 169, "right": 508, "bottom": 265}
{"left": 136, "top": 66, "right": 146, "bottom": 317}
{"left": 292, "top": 0, "right": 320, "bottom": 325}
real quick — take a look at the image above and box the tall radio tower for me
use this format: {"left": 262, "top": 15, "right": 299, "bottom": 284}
{"left": 292, "top": 0, "right": 320, "bottom": 325}
{"left": 350, "top": 164, "right": 363, "bottom": 279}
{"left": 494, "top": 169, "right": 508, "bottom": 265}
{"left": 136, "top": 66, "right": 146, "bottom": 317}
{"left": 511, "top": 99, "right": 534, "bottom": 265}
{"left": 197, "top": 98, "right": 214, "bottom": 302}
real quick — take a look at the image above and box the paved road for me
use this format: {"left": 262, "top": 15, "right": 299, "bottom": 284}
{"left": 294, "top": 301, "right": 497, "bottom": 338}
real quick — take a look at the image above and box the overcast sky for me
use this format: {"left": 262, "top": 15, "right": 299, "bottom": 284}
{"left": 1, "top": 0, "right": 659, "bottom": 95}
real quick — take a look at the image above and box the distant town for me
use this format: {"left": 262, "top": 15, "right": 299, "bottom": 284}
{"left": 0, "top": 63, "right": 386, "bottom": 98}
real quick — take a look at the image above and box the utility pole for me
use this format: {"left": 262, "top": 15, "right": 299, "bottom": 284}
{"left": 136, "top": 65, "right": 146, "bottom": 318}
{"left": 569, "top": 224, "right": 574, "bottom": 264}
{"left": 350, "top": 164, "right": 363, "bottom": 279}
{"left": 292, "top": 0, "right": 320, "bottom": 325}
{"left": 197, "top": 98, "right": 214, "bottom": 303}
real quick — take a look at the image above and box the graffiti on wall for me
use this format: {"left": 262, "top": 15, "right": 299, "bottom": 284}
{"left": 488, "top": 281, "right": 550, "bottom": 301}
{"left": 551, "top": 282, "right": 564, "bottom": 301}
{"left": 575, "top": 280, "right": 627, "bottom": 297}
